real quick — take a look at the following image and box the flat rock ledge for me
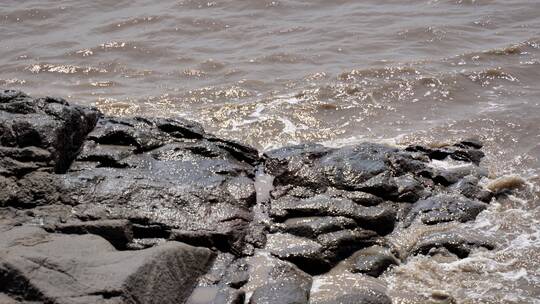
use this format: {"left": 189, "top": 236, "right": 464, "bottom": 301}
{"left": 0, "top": 90, "right": 501, "bottom": 304}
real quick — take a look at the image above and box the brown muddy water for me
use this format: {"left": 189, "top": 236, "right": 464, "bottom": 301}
{"left": 1, "top": 0, "right": 539, "bottom": 303}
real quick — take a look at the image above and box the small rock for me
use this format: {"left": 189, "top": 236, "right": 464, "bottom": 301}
{"left": 351, "top": 245, "right": 399, "bottom": 277}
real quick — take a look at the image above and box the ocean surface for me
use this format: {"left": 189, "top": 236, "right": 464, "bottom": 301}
{"left": 1, "top": 0, "right": 539, "bottom": 303}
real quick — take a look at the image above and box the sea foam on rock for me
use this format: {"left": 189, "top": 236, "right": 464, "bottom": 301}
{"left": 0, "top": 91, "right": 501, "bottom": 303}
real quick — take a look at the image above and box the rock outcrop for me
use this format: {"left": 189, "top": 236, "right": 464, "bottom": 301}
{"left": 0, "top": 90, "right": 499, "bottom": 303}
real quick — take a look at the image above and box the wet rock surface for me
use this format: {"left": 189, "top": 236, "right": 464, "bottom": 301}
{"left": 0, "top": 91, "right": 501, "bottom": 303}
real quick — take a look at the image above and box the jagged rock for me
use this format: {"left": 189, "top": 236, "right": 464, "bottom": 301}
{"left": 409, "top": 230, "right": 495, "bottom": 258}
{"left": 393, "top": 174, "right": 427, "bottom": 203}
{"left": 270, "top": 194, "right": 395, "bottom": 235}
{"left": 405, "top": 142, "right": 485, "bottom": 165}
{"left": 249, "top": 281, "right": 308, "bottom": 304}
{"left": 265, "top": 233, "right": 327, "bottom": 274}
{"left": 0, "top": 92, "right": 502, "bottom": 304}
{"left": 280, "top": 216, "right": 358, "bottom": 238}
{"left": 264, "top": 143, "right": 397, "bottom": 192}
{"left": 403, "top": 194, "right": 487, "bottom": 227}
{"left": 351, "top": 245, "right": 399, "bottom": 277}
{"left": 451, "top": 175, "right": 493, "bottom": 203}
{"left": 0, "top": 226, "right": 214, "bottom": 304}
{"left": 265, "top": 228, "right": 379, "bottom": 275}
{"left": 317, "top": 228, "right": 379, "bottom": 262}
{"left": 0, "top": 172, "right": 73, "bottom": 209}
{"left": 326, "top": 188, "right": 384, "bottom": 206}
{"left": 60, "top": 116, "right": 258, "bottom": 253}
{"left": 0, "top": 90, "right": 100, "bottom": 173}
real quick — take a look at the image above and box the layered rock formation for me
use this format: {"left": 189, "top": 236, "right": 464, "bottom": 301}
{"left": 0, "top": 91, "right": 499, "bottom": 304}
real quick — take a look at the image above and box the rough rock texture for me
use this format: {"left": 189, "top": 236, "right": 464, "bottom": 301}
{"left": 0, "top": 91, "right": 500, "bottom": 304}
{"left": 0, "top": 226, "right": 214, "bottom": 304}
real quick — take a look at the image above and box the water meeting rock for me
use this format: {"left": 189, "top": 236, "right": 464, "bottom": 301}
{"left": 0, "top": 91, "right": 500, "bottom": 303}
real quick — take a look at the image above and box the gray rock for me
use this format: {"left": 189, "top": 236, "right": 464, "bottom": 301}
{"left": 241, "top": 252, "right": 312, "bottom": 298}
{"left": 44, "top": 220, "right": 133, "bottom": 250}
{"left": 61, "top": 117, "right": 258, "bottom": 253}
{"left": 270, "top": 194, "right": 395, "bottom": 235}
{"left": 249, "top": 282, "right": 308, "bottom": 304}
{"left": 310, "top": 273, "right": 391, "bottom": 304}
{"left": 318, "top": 293, "right": 392, "bottom": 304}
{"left": 403, "top": 194, "right": 487, "bottom": 227}
{"left": 281, "top": 216, "right": 358, "bottom": 238}
{"left": 0, "top": 226, "right": 214, "bottom": 304}
{"left": 187, "top": 286, "right": 245, "bottom": 304}
{"left": 410, "top": 230, "right": 495, "bottom": 258}
{"left": 451, "top": 175, "right": 493, "bottom": 203}
{"left": 351, "top": 246, "right": 399, "bottom": 277}
{"left": 264, "top": 143, "right": 398, "bottom": 192}
{"left": 0, "top": 92, "right": 502, "bottom": 304}
{"left": 265, "top": 233, "right": 327, "bottom": 274}
{"left": 0, "top": 172, "right": 73, "bottom": 209}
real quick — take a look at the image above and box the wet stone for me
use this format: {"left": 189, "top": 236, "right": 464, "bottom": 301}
{"left": 351, "top": 245, "right": 399, "bottom": 277}
{"left": 249, "top": 281, "right": 308, "bottom": 304}
{"left": 409, "top": 230, "right": 495, "bottom": 259}
{"left": 241, "top": 251, "right": 313, "bottom": 298}
{"left": 310, "top": 273, "right": 391, "bottom": 304}
{"left": 0, "top": 92, "right": 504, "bottom": 304}
{"left": 403, "top": 194, "right": 488, "bottom": 228}
{"left": 280, "top": 216, "right": 358, "bottom": 238}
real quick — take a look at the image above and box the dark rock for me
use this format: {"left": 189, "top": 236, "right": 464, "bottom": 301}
{"left": 249, "top": 281, "right": 308, "bottom": 304}
{"left": 351, "top": 245, "right": 399, "bottom": 277}
{"left": 0, "top": 90, "right": 100, "bottom": 173}
{"left": 214, "top": 288, "right": 245, "bottom": 304}
{"left": 270, "top": 194, "right": 395, "bottom": 235}
{"left": 154, "top": 117, "right": 206, "bottom": 139}
{"left": 0, "top": 226, "right": 214, "bottom": 303}
{"left": 197, "top": 252, "right": 238, "bottom": 287}
{"left": 264, "top": 143, "right": 399, "bottom": 192}
{"left": 405, "top": 143, "right": 485, "bottom": 165}
{"left": 170, "top": 229, "right": 233, "bottom": 252}
{"left": 410, "top": 230, "right": 495, "bottom": 258}
{"left": 403, "top": 194, "right": 487, "bottom": 227}
{"left": 242, "top": 252, "right": 312, "bottom": 298}
{"left": 326, "top": 188, "right": 384, "bottom": 206}
{"left": 430, "top": 163, "right": 488, "bottom": 186}
{"left": 452, "top": 175, "right": 493, "bottom": 203}
{"left": 264, "top": 143, "right": 333, "bottom": 189}
{"left": 456, "top": 138, "right": 483, "bottom": 149}
{"left": 265, "top": 233, "right": 328, "bottom": 274}
{"left": 61, "top": 117, "right": 258, "bottom": 253}
{"left": 393, "top": 174, "right": 427, "bottom": 203}
{"left": 318, "top": 144, "right": 398, "bottom": 191}
{"left": 309, "top": 273, "right": 391, "bottom": 304}
{"left": 317, "top": 228, "right": 379, "bottom": 262}
{"left": 0, "top": 172, "right": 72, "bottom": 209}
{"left": 0, "top": 92, "right": 502, "bottom": 304}
{"left": 280, "top": 216, "right": 358, "bottom": 238}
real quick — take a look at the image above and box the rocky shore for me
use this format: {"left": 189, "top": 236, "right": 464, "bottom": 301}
{"left": 0, "top": 91, "right": 503, "bottom": 304}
